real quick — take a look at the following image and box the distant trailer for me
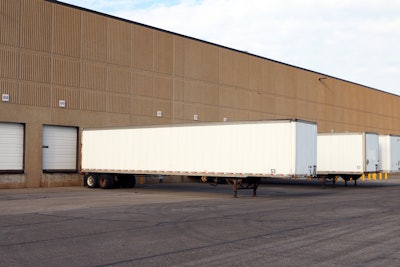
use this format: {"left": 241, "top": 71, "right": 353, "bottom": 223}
{"left": 379, "top": 135, "right": 400, "bottom": 174}
{"left": 317, "top": 132, "right": 384, "bottom": 186}
{"left": 81, "top": 119, "right": 317, "bottom": 197}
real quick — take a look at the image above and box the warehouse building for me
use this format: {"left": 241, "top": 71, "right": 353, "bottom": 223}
{"left": 1, "top": 0, "right": 399, "bottom": 188}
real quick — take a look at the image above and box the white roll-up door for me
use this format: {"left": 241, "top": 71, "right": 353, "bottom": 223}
{"left": 42, "top": 125, "right": 77, "bottom": 172}
{"left": 0, "top": 123, "right": 24, "bottom": 171}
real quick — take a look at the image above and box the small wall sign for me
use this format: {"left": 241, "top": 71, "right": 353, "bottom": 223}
{"left": 2, "top": 94, "right": 10, "bottom": 102}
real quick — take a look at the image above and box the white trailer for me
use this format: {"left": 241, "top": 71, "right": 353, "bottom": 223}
{"left": 317, "top": 132, "right": 380, "bottom": 186}
{"left": 81, "top": 119, "right": 317, "bottom": 196}
{"left": 379, "top": 135, "right": 400, "bottom": 173}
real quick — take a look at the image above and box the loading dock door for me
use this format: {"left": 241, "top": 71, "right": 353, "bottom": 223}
{"left": 0, "top": 123, "right": 24, "bottom": 171}
{"left": 42, "top": 126, "right": 77, "bottom": 172}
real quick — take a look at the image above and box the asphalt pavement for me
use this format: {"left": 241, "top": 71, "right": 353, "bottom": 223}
{"left": 1, "top": 178, "right": 400, "bottom": 266}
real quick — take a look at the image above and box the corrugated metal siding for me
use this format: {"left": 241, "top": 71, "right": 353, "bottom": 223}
{"left": 0, "top": 47, "right": 19, "bottom": 79}
{"left": 184, "top": 39, "right": 202, "bottom": 80}
{"left": 219, "top": 49, "right": 234, "bottom": 86}
{"left": 108, "top": 19, "right": 131, "bottom": 67}
{"left": 52, "top": 86, "right": 80, "bottom": 110}
{"left": 81, "top": 12, "right": 107, "bottom": 62}
{"left": 52, "top": 4, "right": 80, "bottom": 58}
{"left": 202, "top": 45, "right": 219, "bottom": 83}
{"left": 133, "top": 71, "right": 153, "bottom": 97}
{"left": 80, "top": 61, "right": 106, "bottom": 90}
{"left": 20, "top": 51, "right": 51, "bottom": 83}
{"left": 52, "top": 56, "right": 80, "bottom": 87}
{"left": 0, "top": 0, "right": 399, "bottom": 133}
{"left": 20, "top": 0, "right": 51, "bottom": 52}
{"left": 153, "top": 75, "right": 173, "bottom": 100}
{"left": 108, "top": 67, "right": 131, "bottom": 94}
{"left": 0, "top": 79, "right": 19, "bottom": 104}
{"left": 80, "top": 89, "right": 106, "bottom": 111}
{"left": 234, "top": 53, "right": 249, "bottom": 89}
{"left": 20, "top": 82, "right": 50, "bottom": 107}
{"left": 131, "top": 96, "right": 153, "bottom": 116}
{"left": 133, "top": 26, "right": 153, "bottom": 71}
{"left": 52, "top": 5, "right": 81, "bottom": 57}
{"left": 0, "top": 0, "right": 20, "bottom": 46}
{"left": 154, "top": 31, "right": 173, "bottom": 75}
{"left": 173, "top": 36, "right": 185, "bottom": 77}
{"left": 108, "top": 93, "right": 131, "bottom": 114}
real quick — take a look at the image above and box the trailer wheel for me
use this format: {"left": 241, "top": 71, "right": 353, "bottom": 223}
{"left": 86, "top": 173, "right": 99, "bottom": 188}
{"left": 98, "top": 174, "right": 115, "bottom": 189}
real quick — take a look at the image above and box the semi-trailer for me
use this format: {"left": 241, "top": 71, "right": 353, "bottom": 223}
{"left": 81, "top": 119, "right": 317, "bottom": 197}
{"left": 317, "top": 132, "right": 381, "bottom": 186}
{"left": 379, "top": 135, "right": 400, "bottom": 174}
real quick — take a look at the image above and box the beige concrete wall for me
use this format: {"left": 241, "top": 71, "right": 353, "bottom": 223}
{"left": 1, "top": 0, "right": 400, "bottom": 188}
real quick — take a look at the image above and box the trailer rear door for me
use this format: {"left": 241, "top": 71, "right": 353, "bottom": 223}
{"left": 365, "top": 133, "right": 379, "bottom": 172}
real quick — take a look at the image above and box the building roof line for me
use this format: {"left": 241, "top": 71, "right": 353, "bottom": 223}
{"left": 46, "top": 0, "right": 398, "bottom": 97}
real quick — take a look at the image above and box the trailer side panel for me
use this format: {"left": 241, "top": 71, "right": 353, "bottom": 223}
{"left": 81, "top": 120, "right": 317, "bottom": 178}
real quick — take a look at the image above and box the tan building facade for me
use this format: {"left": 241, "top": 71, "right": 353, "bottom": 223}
{"left": 1, "top": 0, "right": 399, "bottom": 188}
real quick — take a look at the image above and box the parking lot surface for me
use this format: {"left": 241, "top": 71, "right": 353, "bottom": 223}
{"left": 1, "top": 178, "right": 400, "bottom": 266}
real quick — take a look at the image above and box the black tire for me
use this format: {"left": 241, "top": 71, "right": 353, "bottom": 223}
{"left": 86, "top": 173, "right": 99, "bottom": 188}
{"left": 120, "top": 174, "right": 136, "bottom": 188}
{"left": 98, "top": 174, "right": 115, "bottom": 189}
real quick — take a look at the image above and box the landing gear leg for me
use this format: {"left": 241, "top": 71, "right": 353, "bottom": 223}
{"left": 252, "top": 178, "right": 261, "bottom": 197}
{"left": 233, "top": 179, "right": 238, "bottom": 198}
{"left": 227, "top": 178, "right": 260, "bottom": 197}
{"left": 226, "top": 178, "right": 241, "bottom": 198}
